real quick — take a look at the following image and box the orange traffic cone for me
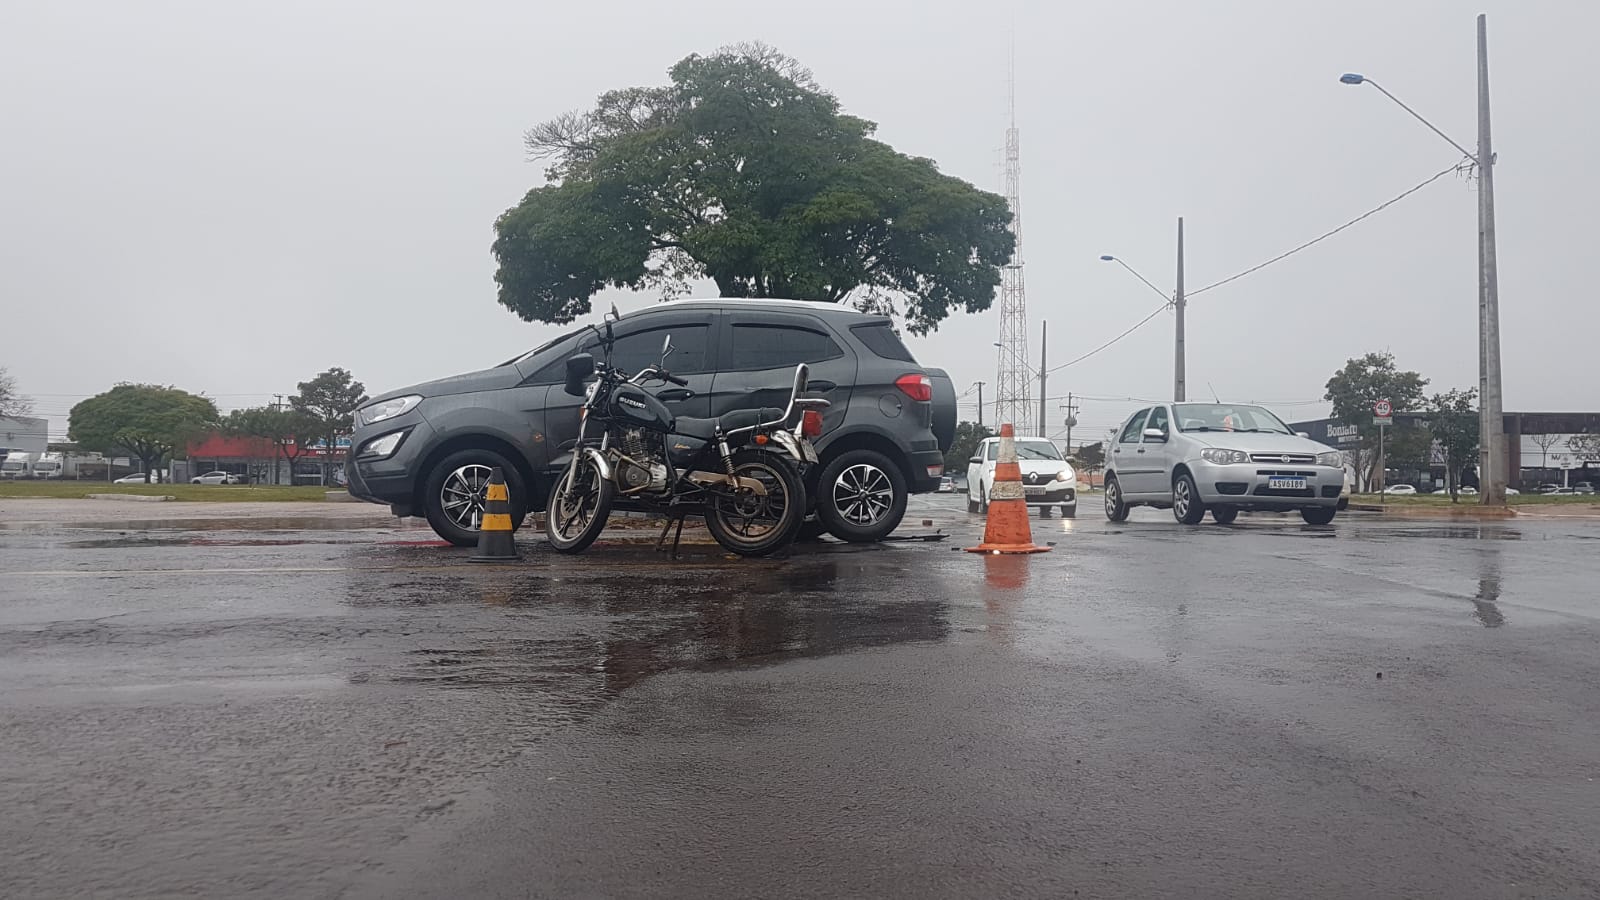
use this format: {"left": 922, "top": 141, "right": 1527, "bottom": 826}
{"left": 469, "top": 468, "right": 520, "bottom": 562}
{"left": 965, "top": 424, "right": 1051, "bottom": 555}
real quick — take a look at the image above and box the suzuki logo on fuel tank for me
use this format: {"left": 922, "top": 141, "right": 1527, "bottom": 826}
{"left": 618, "top": 396, "right": 646, "bottom": 409}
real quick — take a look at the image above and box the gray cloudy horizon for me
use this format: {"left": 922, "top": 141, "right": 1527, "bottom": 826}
{"left": 3, "top": 0, "right": 1594, "bottom": 443}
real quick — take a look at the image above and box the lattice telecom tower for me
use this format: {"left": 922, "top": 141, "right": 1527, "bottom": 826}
{"left": 993, "top": 58, "right": 1032, "bottom": 434}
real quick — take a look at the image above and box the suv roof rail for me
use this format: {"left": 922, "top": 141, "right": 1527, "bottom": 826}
{"left": 658, "top": 297, "right": 874, "bottom": 316}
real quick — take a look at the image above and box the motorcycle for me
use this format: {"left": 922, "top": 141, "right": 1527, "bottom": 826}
{"left": 545, "top": 312, "right": 829, "bottom": 558}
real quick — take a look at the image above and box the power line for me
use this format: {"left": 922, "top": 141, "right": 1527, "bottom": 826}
{"left": 1046, "top": 303, "right": 1169, "bottom": 374}
{"left": 1187, "top": 159, "right": 1469, "bottom": 297}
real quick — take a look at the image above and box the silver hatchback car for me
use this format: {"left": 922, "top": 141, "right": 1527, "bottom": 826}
{"left": 1104, "top": 403, "right": 1345, "bottom": 526}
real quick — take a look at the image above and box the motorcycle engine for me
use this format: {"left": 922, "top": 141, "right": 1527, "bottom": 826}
{"left": 617, "top": 429, "right": 669, "bottom": 492}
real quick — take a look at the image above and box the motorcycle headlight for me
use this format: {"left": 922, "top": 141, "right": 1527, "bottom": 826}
{"left": 1201, "top": 448, "right": 1250, "bottom": 465}
{"left": 360, "top": 431, "right": 405, "bottom": 459}
{"left": 360, "top": 395, "right": 421, "bottom": 426}
{"left": 1316, "top": 451, "right": 1343, "bottom": 468}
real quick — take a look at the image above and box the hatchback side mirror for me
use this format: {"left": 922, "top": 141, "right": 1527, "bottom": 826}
{"left": 1142, "top": 428, "right": 1168, "bottom": 442}
{"left": 1296, "top": 431, "right": 1310, "bottom": 439}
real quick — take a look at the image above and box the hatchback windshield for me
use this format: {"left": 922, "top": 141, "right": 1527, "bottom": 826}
{"left": 1174, "top": 404, "right": 1292, "bottom": 434}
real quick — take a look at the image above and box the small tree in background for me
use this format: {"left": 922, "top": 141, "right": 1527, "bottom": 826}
{"left": 1324, "top": 352, "right": 1428, "bottom": 489}
{"left": 1425, "top": 388, "right": 1479, "bottom": 502}
{"left": 226, "top": 407, "right": 322, "bottom": 484}
{"left": 0, "top": 367, "right": 32, "bottom": 419}
{"left": 291, "top": 368, "right": 368, "bottom": 483}
{"left": 1072, "top": 442, "right": 1105, "bottom": 480}
{"left": 944, "top": 421, "right": 993, "bottom": 474}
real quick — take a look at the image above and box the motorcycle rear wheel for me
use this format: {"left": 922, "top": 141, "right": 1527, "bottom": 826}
{"left": 544, "top": 454, "right": 615, "bottom": 553}
{"left": 704, "top": 450, "right": 805, "bottom": 557}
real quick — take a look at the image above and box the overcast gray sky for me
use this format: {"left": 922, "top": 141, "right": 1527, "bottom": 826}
{"left": 3, "top": 0, "right": 1595, "bottom": 442}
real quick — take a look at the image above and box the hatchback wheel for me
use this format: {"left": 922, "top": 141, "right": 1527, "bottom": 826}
{"left": 815, "top": 449, "right": 907, "bottom": 543}
{"left": 1104, "top": 477, "right": 1129, "bottom": 522}
{"left": 1172, "top": 472, "right": 1206, "bottom": 525}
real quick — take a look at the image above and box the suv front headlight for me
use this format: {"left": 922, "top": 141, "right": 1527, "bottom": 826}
{"left": 1316, "top": 451, "right": 1343, "bottom": 468}
{"left": 360, "top": 395, "right": 421, "bottom": 426}
{"left": 1201, "top": 448, "right": 1250, "bottom": 465}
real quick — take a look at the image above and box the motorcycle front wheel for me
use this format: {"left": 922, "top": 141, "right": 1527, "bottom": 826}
{"left": 704, "top": 449, "right": 806, "bottom": 557}
{"left": 544, "top": 453, "right": 615, "bottom": 553}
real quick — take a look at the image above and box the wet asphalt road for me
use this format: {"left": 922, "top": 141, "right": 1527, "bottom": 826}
{"left": 3, "top": 496, "right": 1600, "bottom": 898}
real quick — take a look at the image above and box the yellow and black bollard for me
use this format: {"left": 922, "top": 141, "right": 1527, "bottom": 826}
{"left": 469, "top": 467, "right": 520, "bottom": 562}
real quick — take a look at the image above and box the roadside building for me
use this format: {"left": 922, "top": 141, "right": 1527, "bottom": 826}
{"left": 183, "top": 432, "right": 350, "bottom": 485}
{"left": 0, "top": 416, "right": 48, "bottom": 456}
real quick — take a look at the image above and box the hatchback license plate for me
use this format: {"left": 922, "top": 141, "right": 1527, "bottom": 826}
{"left": 1268, "top": 477, "right": 1307, "bottom": 490}
{"left": 1023, "top": 485, "right": 1047, "bottom": 495}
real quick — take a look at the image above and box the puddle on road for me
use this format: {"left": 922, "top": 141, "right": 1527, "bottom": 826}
{"left": 65, "top": 536, "right": 370, "bottom": 549}
{"left": 341, "top": 546, "right": 954, "bottom": 698}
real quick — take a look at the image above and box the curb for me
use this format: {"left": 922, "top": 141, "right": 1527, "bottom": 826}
{"left": 324, "top": 491, "right": 357, "bottom": 503}
{"left": 1348, "top": 502, "right": 1517, "bottom": 519}
{"left": 86, "top": 493, "right": 176, "bottom": 503}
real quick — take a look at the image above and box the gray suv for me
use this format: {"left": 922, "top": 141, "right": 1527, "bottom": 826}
{"left": 1103, "top": 402, "right": 1345, "bottom": 526}
{"left": 346, "top": 299, "right": 957, "bottom": 546}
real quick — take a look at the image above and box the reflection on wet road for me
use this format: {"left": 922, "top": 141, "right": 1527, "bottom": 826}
{"left": 3, "top": 498, "right": 1600, "bottom": 898}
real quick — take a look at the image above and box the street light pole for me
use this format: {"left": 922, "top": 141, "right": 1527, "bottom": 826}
{"left": 974, "top": 381, "right": 985, "bottom": 428}
{"left": 1174, "top": 217, "right": 1186, "bottom": 402}
{"left": 1340, "top": 14, "right": 1506, "bottom": 505}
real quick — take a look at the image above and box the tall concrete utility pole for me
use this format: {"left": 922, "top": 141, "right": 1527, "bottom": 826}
{"left": 994, "top": 47, "right": 1032, "bottom": 434}
{"left": 1477, "top": 13, "right": 1506, "bottom": 505}
{"left": 1174, "top": 217, "right": 1186, "bottom": 403}
{"left": 1038, "top": 320, "right": 1047, "bottom": 438}
{"left": 974, "top": 381, "right": 985, "bottom": 428}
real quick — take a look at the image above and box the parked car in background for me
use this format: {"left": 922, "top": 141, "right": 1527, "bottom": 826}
{"left": 1573, "top": 482, "right": 1595, "bottom": 494}
{"left": 346, "top": 298, "right": 956, "bottom": 546}
{"left": 1536, "top": 483, "right": 1563, "bottom": 494}
{"left": 190, "top": 471, "right": 244, "bottom": 485}
{"left": 113, "top": 472, "right": 161, "bottom": 484}
{"left": 1103, "top": 403, "right": 1344, "bottom": 525}
{"left": 1382, "top": 484, "right": 1417, "bottom": 495}
{"left": 938, "top": 476, "right": 955, "bottom": 493}
{"left": 1432, "top": 486, "right": 1478, "bottom": 495}
{"left": 966, "top": 436, "right": 1077, "bottom": 517}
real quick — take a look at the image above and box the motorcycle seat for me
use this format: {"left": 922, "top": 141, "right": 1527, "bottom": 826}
{"left": 672, "top": 408, "right": 785, "bottom": 440}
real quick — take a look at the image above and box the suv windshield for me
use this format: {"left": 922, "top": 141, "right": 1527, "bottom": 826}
{"left": 1174, "top": 404, "right": 1292, "bottom": 434}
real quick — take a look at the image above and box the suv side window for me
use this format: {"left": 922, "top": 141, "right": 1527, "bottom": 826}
{"left": 1144, "top": 406, "right": 1170, "bottom": 440}
{"left": 1118, "top": 409, "right": 1151, "bottom": 443}
{"left": 986, "top": 441, "right": 999, "bottom": 461}
{"left": 726, "top": 322, "right": 843, "bottom": 371}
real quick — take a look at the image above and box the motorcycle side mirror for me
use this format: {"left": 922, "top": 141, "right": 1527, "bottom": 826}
{"left": 563, "top": 353, "right": 596, "bottom": 396}
{"left": 660, "top": 333, "right": 674, "bottom": 364}
{"left": 605, "top": 303, "right": 621, "bottom": 323}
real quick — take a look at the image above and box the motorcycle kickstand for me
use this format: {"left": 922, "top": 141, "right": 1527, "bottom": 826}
{"left": 654, "top": 515, "right": 687, "bottom": 560}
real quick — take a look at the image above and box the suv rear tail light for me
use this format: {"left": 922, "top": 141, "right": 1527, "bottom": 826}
{"left": 895, "top": 374, "right": 933, "bottom": 402}
{"left": 801, "top": 410, "right": 824, "bottom": 438}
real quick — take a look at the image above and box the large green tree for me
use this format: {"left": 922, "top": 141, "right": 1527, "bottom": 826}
{"left": 291, "top": 368, "right": 368, "bottom": 482}
{"left": 494, "top": 42, "right": 1016, "bottom": 335}
{"left": 68, "top": 384, "right": 218, "bottom": 481}
{"left": 1324, "top": 351, "right": 1429, "bottom": 488}
{"left": 945, "top": 421, "right": 994, "bottom": 473}
{"left": 1424, "top": 388, "right": 1479, "bottom": 501}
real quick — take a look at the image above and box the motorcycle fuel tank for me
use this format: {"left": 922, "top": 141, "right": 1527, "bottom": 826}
{"left": 608, "top": 383, "right": 674, "bottom": 432}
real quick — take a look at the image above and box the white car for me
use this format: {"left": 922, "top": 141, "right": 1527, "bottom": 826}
{"left": 1382, "top": 484, "right": 1417, "bottom": 495}
{"left": 938, "top": 476, "right": 955, "bottom": 493}
{"left": 190, "top": 471, "right": 244, "bottom": 485}
{"left": 113, "top": 472, "right": 160, "bottom": 484}
{"left": 966, "top": 436, "right": 1076, "bottom": 518}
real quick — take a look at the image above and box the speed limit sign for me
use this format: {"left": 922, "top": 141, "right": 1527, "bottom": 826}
{"left": 1374, "top": 399, "right": 1393, "bottom": 425}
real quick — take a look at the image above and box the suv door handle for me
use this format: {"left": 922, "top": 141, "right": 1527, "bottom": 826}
{"left": 808, "top": 380, "right": 837, "bottom": 392}
{"left": 656, "top": 388, "right": 696, "bottom": 402}
{"left": 1136, "top": 448, "right": 1146, "bottom": 454}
